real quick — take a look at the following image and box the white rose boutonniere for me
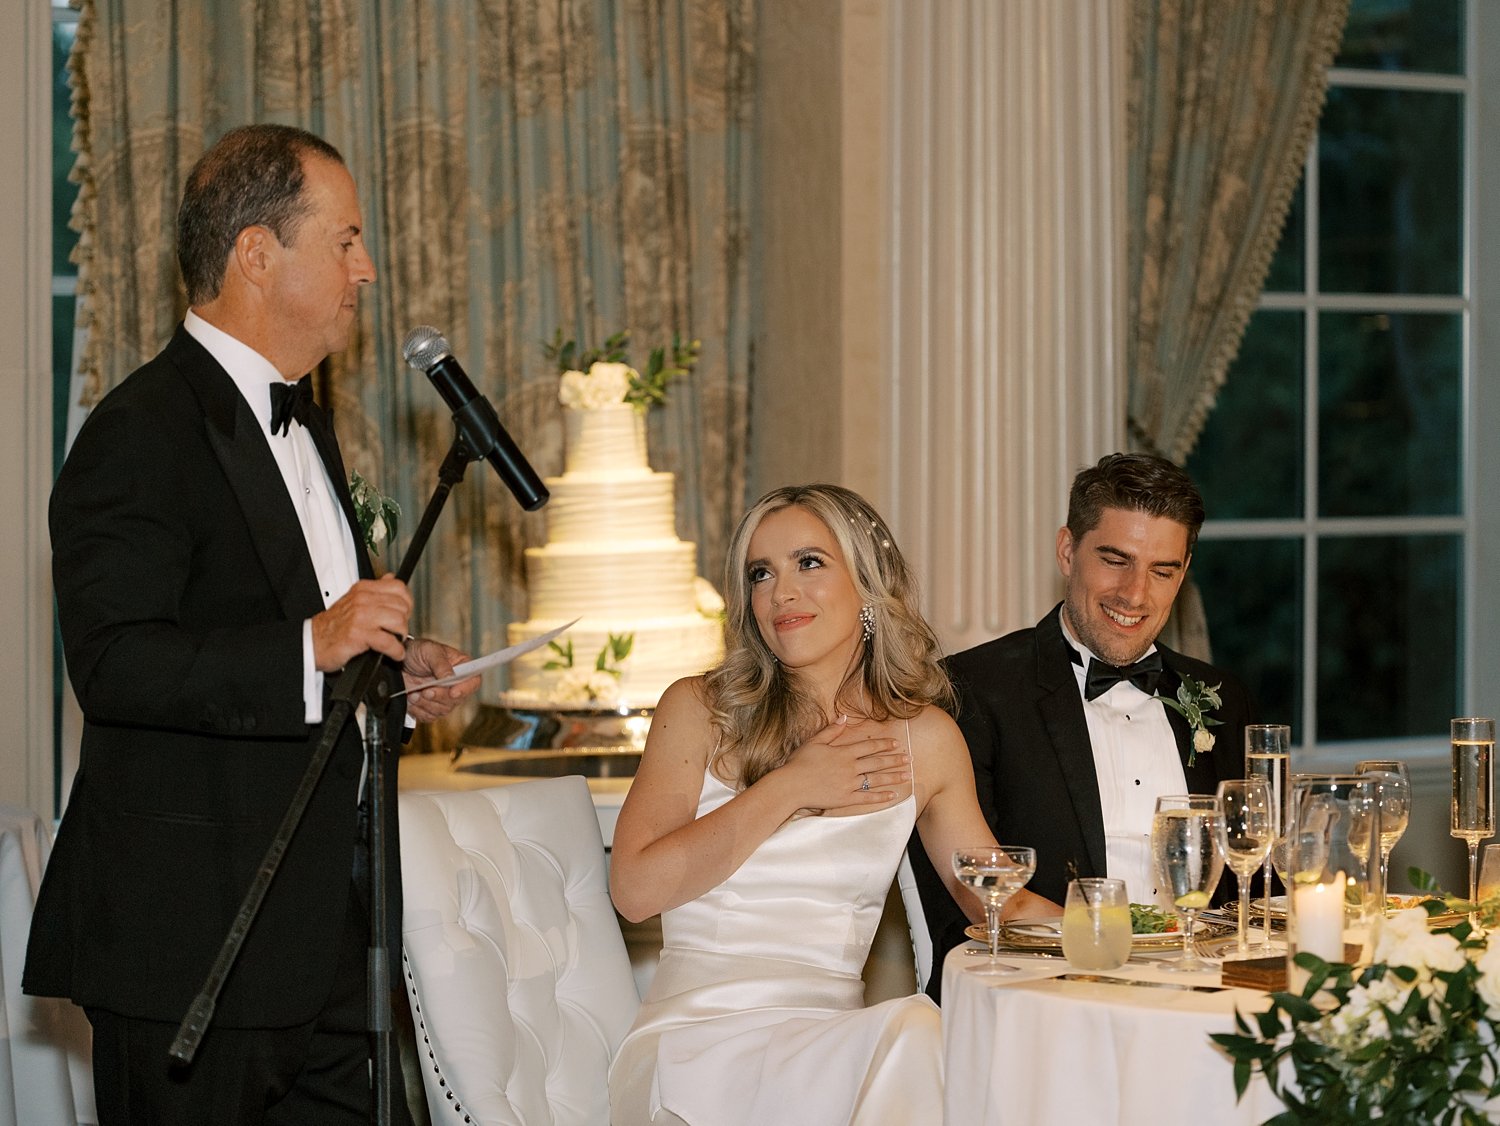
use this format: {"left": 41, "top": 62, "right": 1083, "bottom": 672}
{"left": 1155, "top": 674, "right": 1223, "bottom": 767}
{"left": 348, "top": 470, "right": 401, "bottom": 558}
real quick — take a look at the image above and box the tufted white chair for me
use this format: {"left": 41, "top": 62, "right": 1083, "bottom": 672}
{"left": 399, "top": 776, "right": 639, "bottom": 1125}
{"left": 896, "top": 853, "right": 934, "bottom": 993}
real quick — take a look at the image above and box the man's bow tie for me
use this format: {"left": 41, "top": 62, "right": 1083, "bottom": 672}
{"left": 269, "top": 376, "right": 314, "bottom": 436}
{"left": 1070, "top": 646, "right": 1165, "bottom": 701}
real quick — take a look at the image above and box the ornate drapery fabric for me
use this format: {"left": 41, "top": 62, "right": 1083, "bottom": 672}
{"left": 67, "top": 0, "right": 754, "bottom": 749}
{"left": 1125, "top": 0, "right": 1347, "bottom": 659}
{"left": 1125, "top": 0, "right": 1348, "bottom": 464}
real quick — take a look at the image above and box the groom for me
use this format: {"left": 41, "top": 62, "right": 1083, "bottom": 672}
{"left": 909, "top": 453, "right": 1254, "bottom": 1001}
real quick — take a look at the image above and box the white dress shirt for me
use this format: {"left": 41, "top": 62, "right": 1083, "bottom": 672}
{"left": 1058, "top": 614, "right": 1187, "bottom": 905}
{"left": 184, "top": 310, "right": 360, "bottom": 723}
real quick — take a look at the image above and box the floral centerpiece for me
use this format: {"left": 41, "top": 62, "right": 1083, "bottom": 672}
{"left": 1215, "top": 871, "right": 1500, "bottom": 1124}
{"left": 543, "top": 633, "right": 635, "bottom": 705}
{"left": 544, "top": 328, "right": 701, "bottom": 409}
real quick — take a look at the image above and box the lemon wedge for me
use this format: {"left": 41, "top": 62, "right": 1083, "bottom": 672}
{"left": 1174, "top": 891, "right": 1210, "bottom": 909}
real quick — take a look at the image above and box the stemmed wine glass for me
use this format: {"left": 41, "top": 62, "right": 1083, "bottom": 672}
{"left": 1151, "top": 795, "right": 1224, "bottom": 973}
{"left": 1451, "top": 718, "right": 1496, "bottom": 904}
{"left": 1356, "top": 759, "right": 1411, "bottom": 909}
{"left": 1215, "top": 779, "right": 1273, "bottom": 958}
{"left": 952, "top": 846, "right": 1037, "bottom": 975}
{"left": 1245, "top": 724, "right": 1291, "bottom": 951}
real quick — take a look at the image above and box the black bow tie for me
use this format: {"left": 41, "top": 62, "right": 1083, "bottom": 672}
{"left": 1070, "top": 647, "right": 1165, "bottom": 702}
{"left": 269, "top": 376, "right": 314, "bottom": 437}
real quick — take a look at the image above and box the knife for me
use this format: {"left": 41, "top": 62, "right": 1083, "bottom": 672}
{"left": 1052, "top": 973, "right": 1229, "bottom": 993}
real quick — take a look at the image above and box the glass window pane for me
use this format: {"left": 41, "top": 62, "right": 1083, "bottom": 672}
{"left": 1262, "top": 179, "right": 1305, "bottom": 294}
{"left": 1335, "top": 0, "right": 1465, "bottom": 75}
{"left": 1318, "top": 311, "right": 1461, "bottom": 517}
{"left": 53, "top": 294, "right": 75, "bottom": 473}
{"left": 52, "top": 18, "right": 80, "bottom": 278}
{"left": 1191, "top": 537, "right": 1303, "bottom": 738}
{"left": 1188, "top": 310, "right": 1305, "bottom": 521}
{"left": 1316, "top": 534, "right": 1459, "bottom": 741}
{"left": 1318, "top": 86, "right": 1462, "bottom": 295}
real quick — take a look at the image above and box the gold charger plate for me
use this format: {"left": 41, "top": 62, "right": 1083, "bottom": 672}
{"left": 1253, "top": 894, "right": 1464, "bottom": 929}
{"left": 964, "top": 919, "right": 1222, "bottom": 952}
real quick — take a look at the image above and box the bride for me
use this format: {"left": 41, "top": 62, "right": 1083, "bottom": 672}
{"left": 608, "top": 483, "right": 1051, "bottom": 1125}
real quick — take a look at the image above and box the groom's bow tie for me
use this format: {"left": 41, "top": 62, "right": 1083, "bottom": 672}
{"left": 269, "top": 375, "right": 314, "bottom": 437}
{"left": 1069, "top": 645, "right": 1165, "bottom": 701}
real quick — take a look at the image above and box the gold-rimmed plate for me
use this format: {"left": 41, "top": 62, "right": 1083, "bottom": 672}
{"left": 964, "top": 919, "right": 1226, "bottom": 952}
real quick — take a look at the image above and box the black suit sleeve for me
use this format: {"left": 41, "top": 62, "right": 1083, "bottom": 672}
{"left": 52, "top": 383, "right": 309, "bottom": 738}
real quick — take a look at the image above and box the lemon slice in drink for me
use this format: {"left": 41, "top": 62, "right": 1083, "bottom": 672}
{"left": 1174, "top": 891, "right": 1210, "bottom": 909}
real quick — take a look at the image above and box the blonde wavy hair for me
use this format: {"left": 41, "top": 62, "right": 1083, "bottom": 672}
{"left": 701, "top": 484, "right": 952, "bottom": 789}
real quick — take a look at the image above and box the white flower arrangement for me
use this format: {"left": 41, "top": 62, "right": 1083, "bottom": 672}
{"left": 1218, "top": 873, "right": 1500, "bottom": 1123}
{"left": 693, "top": 577, "right": 726, "bottom": 621}
{"left": 559, "top": 362, "right": 635, "bottom": 410}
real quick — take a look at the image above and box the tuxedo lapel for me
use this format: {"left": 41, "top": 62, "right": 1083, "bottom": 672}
{"left": 168, "top": 329, "right": 328, "bottom": 620}
{"left": 1035, "top": 610, "right": 1109, "bottom": 877}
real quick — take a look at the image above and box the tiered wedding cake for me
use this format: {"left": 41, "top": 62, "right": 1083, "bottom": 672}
{"left": 506, "top": 368, "right": 724, "bottom": 708}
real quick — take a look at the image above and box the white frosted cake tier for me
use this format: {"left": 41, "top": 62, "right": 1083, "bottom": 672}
{"left": 542, "top": 473, "right": 677, "bottom": 543}
{"left": 507, "top": 613, "right": 725, "bottom": 708}
{"left": 524, "top": 539, "right": 699, "bottom": 618}
{"left": 564, "top": 405, "right": 648, "bottom": 474}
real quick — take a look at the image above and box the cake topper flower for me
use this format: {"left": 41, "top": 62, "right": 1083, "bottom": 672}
{"left": 1155, "top": 675, "right": 1223, "bottom": 766}
{"left": 545, "top": 328, "right": 701, "bottom": 410}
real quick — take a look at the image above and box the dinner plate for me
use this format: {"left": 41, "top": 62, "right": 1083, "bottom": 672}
{"left": 964, "top": 918, "right": 1224, "bottom": 952}
{"left": 1252, "top": 894, "right": 1463, "bottom": 928}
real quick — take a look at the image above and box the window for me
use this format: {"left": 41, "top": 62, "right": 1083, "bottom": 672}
{"left": 1187, "top": 0, "right": 1473, "bottom": 750}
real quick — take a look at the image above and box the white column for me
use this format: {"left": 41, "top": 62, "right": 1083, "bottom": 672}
{"left": 876, "top": 0, "right": 1128, "bottom": 654}
{"left": 0, "top": 1, "right": 56, "bottom": 816}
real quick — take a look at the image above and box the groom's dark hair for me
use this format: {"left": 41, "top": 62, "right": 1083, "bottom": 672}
{"left": 1066, "top": 453, "right": 1206, "bottom": 555}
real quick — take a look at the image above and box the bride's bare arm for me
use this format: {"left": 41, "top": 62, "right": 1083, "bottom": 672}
{"left": 912, "top": 706, "right": 1062, "bottom": 923}
{"left": 609, "top": 677, "right": 910, "bottom": 922}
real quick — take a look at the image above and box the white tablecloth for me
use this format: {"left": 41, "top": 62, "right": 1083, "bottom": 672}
{"left": 0, "top": 805, "right": 95, "bottom": 1126}
{"left": 941, "top": 944, "right": 1284, "bottom": 1126}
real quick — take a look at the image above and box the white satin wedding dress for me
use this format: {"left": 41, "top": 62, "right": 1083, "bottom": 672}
{"left": 609, "top": 731, "right": 942, "bottom": 1125}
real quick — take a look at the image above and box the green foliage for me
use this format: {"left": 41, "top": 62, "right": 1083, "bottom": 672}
{"left": 348, "top": 470, "right": 401, "bottom": 558}
{"left": 1214, "top": 870, "right": 1500, "bottom": 1123}
{"left": 542, "top": 638, "right": 575, "bottom": 671}
{"left": 543, "top": 328, "right": 701, "bottom": 410}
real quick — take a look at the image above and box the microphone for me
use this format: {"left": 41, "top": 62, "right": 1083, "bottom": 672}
{"left": 402, "top": 326, "right": 549, "bottom": 511}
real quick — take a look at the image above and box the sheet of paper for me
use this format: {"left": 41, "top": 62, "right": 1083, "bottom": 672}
{"left": 397, "top": 619, "right": 578, "bottom": 695}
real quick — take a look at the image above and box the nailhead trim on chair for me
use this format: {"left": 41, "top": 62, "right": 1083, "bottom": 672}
{"left": 405, "top": 953, "right": 475, "bottom": 1124}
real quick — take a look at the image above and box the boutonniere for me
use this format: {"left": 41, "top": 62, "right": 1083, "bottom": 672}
{"left": 1156, "top": 675, "right": 1223, "bottom": 766}
{"left": 348, "top": 470, "right": 401, "bottom": 556}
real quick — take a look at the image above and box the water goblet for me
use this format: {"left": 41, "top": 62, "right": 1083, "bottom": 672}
{"left": 1151, "top": 795, "right": 1224, "bottom": 973}
{"left": 1356, "top": 759, "right": 1411, "bottom": 909}
{"left": 1216, "top": 779, "right": 1273, "bottom": 958}
{"left": 1061, "top": 877, "right": 1131, "bottom": 970}
{"left": 952, "top": 846, "right": 1037, "bottom": 975}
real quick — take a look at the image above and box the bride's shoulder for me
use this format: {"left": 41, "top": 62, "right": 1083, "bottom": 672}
{"left": 907, "top": 702, "right": 963, "bottom": 745}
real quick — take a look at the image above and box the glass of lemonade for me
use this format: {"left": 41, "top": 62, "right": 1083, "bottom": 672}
{"left": 1061, "top": 877, "right": 1131, "bottom": 970}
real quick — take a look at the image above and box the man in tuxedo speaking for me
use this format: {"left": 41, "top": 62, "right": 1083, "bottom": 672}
{"left": 909, "top": 453, "right": 1254, "bottom": 1001}
{"left": 24, "top": 124, "right": 479, "bottom": 1123}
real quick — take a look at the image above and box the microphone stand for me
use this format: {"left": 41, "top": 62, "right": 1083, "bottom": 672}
{"left": 170, "top": 428, "right": 487, "bottom": 1126}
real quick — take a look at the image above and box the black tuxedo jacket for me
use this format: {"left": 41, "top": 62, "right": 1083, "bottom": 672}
{"left": 24, "top": 326, "right": 403, "bottom": 1028}
{"left": 908, "top": 603, "right": 1254, "bottom": 1001}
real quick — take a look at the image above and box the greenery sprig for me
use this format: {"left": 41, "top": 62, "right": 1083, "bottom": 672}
{"left": 543, "top": 328, "right": 701, "bottom": 409}
{"left": 348, "top": 470, "right": 401, "bottom": 557}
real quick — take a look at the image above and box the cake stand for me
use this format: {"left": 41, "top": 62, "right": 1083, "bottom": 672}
{"left": 450, "top": 696, "right": 654, "bottom": 780}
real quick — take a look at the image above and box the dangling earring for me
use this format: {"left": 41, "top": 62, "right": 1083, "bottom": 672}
{"left": 859, "top": 604, "right": 875, "bottom": 641}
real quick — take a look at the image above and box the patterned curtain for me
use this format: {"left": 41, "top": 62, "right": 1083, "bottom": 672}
{"left": 1125, "top": 0, "right": 1347, "bottom": 659}
{"left": 1126, "top": 0, "right": 1348, "bottom": 463}
{"left": 67, "top": 0, "right": 754, "bottom": 750}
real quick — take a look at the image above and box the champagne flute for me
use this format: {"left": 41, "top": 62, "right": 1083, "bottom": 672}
{"left": 1356, "top": 759, "right": 1411, "bottom": 909}
{"left": 1451, "top": 718, "right": 1496, "bottom": 903}
{"left": 1151, "top": 795, "right": 1224, "bottom": 973}
{"left": 952, "top": 845, "right": 1037, "bottom": 975}
{"left": 1245, "top": 725, "right": 1291, "bottom": 950}
{"left": 1216, "top": 779, "right": 1273, "bottom": 958}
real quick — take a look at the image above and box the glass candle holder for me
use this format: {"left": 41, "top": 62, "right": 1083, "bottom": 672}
{"left": 1284, "top": 774, "right": 1381, "bottom": 993}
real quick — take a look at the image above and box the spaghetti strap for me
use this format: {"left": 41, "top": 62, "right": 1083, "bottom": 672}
{"left": 905, "top": 719, "right": 914, "bottom": 792}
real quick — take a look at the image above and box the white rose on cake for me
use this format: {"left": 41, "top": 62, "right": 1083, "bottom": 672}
{"left": 694, "top": 577, "right": 726, "bottom": 620}
{"left": 559, "top": 362, "right": 636, "bottom": 410}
